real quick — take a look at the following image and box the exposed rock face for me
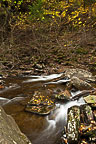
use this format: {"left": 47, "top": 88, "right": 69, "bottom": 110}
{"left": 0, "top": 106, "right": 31, "bottom": 144}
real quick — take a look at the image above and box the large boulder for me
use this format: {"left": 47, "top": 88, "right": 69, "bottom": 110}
{"left": 63, "top": 68, "right": 96, "bottom": 82}
{"left": 0, "top": 106, "right": 31, "bottom": 144}
{"left": 67, "top": 76, "right": 93, "bottom": 90}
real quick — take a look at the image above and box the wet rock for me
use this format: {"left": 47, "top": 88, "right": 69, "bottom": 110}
{"left": 80, "top": 105, "right": 94, "bottom": 124}
{"left": 79, "top": 104, "right": 96, "bottom": 142}
{"left": 25, "top": 91, "right": 55, "bottom": 115}
{"left": 25, "top": 105, "right": 55, "bottom": 115}
{"left": 55, "top": 89, "right": 71, "bottom": 100}
{"left": 62, "top": 102, "right": 96, "bottom": 144}
{"left": 66, "top": 106, "right": 80, "bottom": 144}
{"left": 84, "top": 95, "right": 96, "bottom": 104}
{"left": 0, "top": 106, "right": 31, "bottom": 144}
{"left": 68, "top": 76, "right": 92, "bottom": 90}
{"left": 64, "top": 68, "right": 96, "bottom": 82}
{"left": 84, "top": 95, "right": 96, "bottom": 108}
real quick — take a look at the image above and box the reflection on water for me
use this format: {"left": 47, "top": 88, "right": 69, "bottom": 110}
{"left": 0, "top": 74, "right": 85, "bottom": 144}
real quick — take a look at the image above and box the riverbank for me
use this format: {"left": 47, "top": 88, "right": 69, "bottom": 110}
{"left": 0, "top": 18, "right": 96, "bottom": 77}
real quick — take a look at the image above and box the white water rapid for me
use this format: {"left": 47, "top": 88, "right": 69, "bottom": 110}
{"left": 46, "top": 97, "right": 85, "bottom": 132}
{"left": 33, "top": 97, "right": 85, "bottom": 144}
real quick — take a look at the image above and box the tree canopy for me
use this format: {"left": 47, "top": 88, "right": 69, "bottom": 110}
{"left": 0, "top": 0, "right": 96, "bottom": 28}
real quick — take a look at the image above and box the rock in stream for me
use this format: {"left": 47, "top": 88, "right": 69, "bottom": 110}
{"left": 55, "top": 89, "right": 71, "bottom": 100}
{"left": 25, "top": 91, "right": 55, "bottom": 115}
{"left": 62, "top": 68, "right": 96, "bottom": 91}
{"left": 62, "top": 103, "right": 96, "bottom": 144}
{"left": 63, "top": 68, "right": 96, "bottom": 82}
{"left": 66, "top": 106, "right": 80, "bottom": 144}
{"left": 67, "top": 76, "right": 93, "bottom": 90}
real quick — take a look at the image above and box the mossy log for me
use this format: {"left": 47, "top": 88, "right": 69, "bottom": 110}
{"left": 70, "top": 90, "right": 95, "bottom": 100}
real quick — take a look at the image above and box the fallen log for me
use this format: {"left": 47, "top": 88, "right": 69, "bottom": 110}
{"left": 70, "top": 90, "right": 95, "bottom": 100}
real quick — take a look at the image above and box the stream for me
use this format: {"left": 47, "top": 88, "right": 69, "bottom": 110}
{"left": 0, "top": 74, "right": 85, "bottom": 144}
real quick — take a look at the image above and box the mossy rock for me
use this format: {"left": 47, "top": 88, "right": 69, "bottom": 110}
{"left": 25, "top": 104, "right": 55, "bottom": 115}
{"left": 55, "top": 89, "right": 71, "bottom": 100}
{"left": 27, "top": 91, "right": 54, "bottom": 106}
{"left": 25, "top": 91, "right": 55, "bottom": 115}
{"left": 66, "top": 106, "right": 80, "bottom": 144}
{"left": 84, "top": 95, "right": 96, "bottom": 107}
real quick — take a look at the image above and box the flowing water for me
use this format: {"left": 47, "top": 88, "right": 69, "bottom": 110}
{"left": 0, "top": 74, "right": 85, "bottom": 144}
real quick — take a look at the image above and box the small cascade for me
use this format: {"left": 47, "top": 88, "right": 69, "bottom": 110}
{"left": 34, "top": 97, "right": 85, "bottom": 144}
{"left": 0, "top": 73, "right": 90, "bottom": 144}
{"left": 46, "top": 97, "right": 85, "bottom": 131}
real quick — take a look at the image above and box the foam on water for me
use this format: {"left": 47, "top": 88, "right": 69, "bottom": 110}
{"left": 46, "top": 97, "right": 85, "bottom": 131}
{"left": 35, "top": 97, "right": 85, "bottom": 144}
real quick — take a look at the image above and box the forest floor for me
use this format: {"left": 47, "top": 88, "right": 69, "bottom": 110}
{"left": 0, "top": 19, "right": 96, "bottom": 77}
